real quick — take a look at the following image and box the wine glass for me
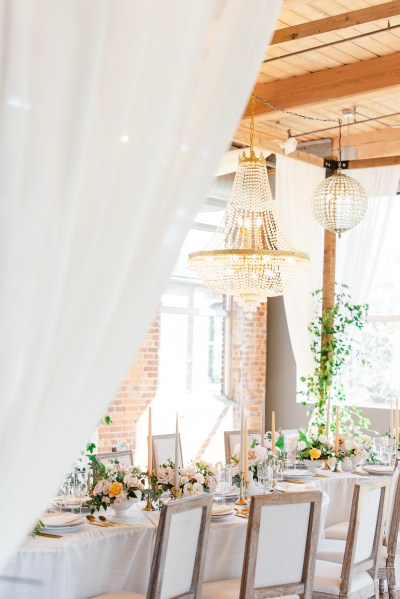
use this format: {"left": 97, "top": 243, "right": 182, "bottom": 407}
{"left": 256, "top": 461, "right": 273, "bottom": 493}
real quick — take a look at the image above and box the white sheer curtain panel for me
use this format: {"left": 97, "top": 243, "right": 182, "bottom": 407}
{"left": 0, "top": 0, "right": 282, "bottom": 565}
{"left": 336, "top": 166, "right": 400, "bottom": 303}
{"left": 275, "top": 155, "right": 325, "bottom": 380}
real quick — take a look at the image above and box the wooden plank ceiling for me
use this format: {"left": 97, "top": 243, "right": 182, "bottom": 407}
{"left": 234, "top": 0, "right": 400, "bottom": 165}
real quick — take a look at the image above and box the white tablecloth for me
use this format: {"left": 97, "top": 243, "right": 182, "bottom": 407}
{"left": 0, "top": 489, "right": 330, "bottom": 598}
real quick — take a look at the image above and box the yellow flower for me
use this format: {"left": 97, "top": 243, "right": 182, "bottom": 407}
{"left": 109, "top": 482, "right": 123, "bottom": 496}
{"left": 310, "top": 448, "right": 321, "bottom": 460}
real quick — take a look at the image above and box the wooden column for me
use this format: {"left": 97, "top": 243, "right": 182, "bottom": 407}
{"left": 321, "top": 229, "right": 336, "bottom": 432}
{"left": 322, "top": 230, "right": 336, "bottom": 312}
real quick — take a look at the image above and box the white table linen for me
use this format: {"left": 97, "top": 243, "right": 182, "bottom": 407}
{"left": 1, "top": 490, "right": 329, "bottom": 598}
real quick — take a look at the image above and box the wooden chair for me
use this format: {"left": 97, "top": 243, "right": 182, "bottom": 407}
{"left": 96, "top": 450, "right": 133, "bottom": 466}
{"left": 314, "top": 478, "right": 389, "bottom": 599}
{"left": 202, "top": 489, "right": 322, "bottom": 599}
{"left": 224, "top": 430, "right": 262, "bottom": 462}
{"left": 152, "top": 433, "right": 183, "bottom": 469}
{"left": 378, "top": 466, "right": 400, "bottom": 598}
{"left": 92, "top": 494, "right": 212, "bottom": 599}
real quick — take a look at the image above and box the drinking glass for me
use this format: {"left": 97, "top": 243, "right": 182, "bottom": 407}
{"left": 215, "top": 465, "right": 232, "bottom": 504}
{"left": 256, "top": 461, "right": 273, "bottom": 493}
{"left": 70, "top": 470, "right": 87, "bottom": 513}
{"left": 273, "top": 458, "right": 284, "bottom": 485}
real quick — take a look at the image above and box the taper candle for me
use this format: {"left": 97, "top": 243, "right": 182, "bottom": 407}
{"left": 334, "top": 408, "right": 339, "bottom": 454}
{"left": 240, "top": 400, "right": 245, "bottom": 469}
{"left": 174, "top": 412, "right": 179, "bottom": 490}
{"left": 244, "top": 417, "right": 249, "bottom": 484}
{"left": 271, "top": 411, "right": 276, "bottom": 452}
{"left": 148, "top": 407, "right": 152, "bottom": 478}
{"left": 326, "top": 395, "right": 331, "bottom": 439}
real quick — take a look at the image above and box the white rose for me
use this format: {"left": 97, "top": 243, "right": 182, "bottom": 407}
{"left": 93, "top": 480, "right": 110, "bottom": 496}
{"left": 103, "top": 496, "right": 111, "bottom": 504}
{"left": 183, "top": 483, "right": 193, "bottom": 496}
{"left": 192, "top": 482, "right": 203, "bottom": 495}
{"left": 180, "top": 476, "right": 189, "bottom": 485}
{"left": 195, "top": 473, "right": 205, "bottom": 485}
{"left": 319, "top": 435, "right": 327, "bottom": 444}
{"left": 297, "top": 440, "right": 307, "bottom": 451}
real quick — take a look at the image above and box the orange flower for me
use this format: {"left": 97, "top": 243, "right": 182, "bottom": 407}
{"left": 109, "top": 482, "right": 123, "bottom": 496}
{"left": 309, "top": 448, "right": 321, "bottom": 460}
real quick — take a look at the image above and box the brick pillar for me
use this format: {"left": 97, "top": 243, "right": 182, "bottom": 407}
{"left": 230, "top": 302, "right": 267, "bottom": 432}
{"left": 97, "top": 314, "right": 160, "bottom": 459}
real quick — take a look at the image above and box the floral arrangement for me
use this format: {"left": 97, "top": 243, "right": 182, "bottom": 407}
{"left": 153, "top": 459, "right": 216, "bottom": 496}
{"left": 229, "top": 433, "right": 285, "bottom": 483}
{"left": 297, "top": 430, "right": 335, "bottom": 462}
{"left": 88, "top": 458, "right": 145, "bottom": 512}
{"left": 336, "top": 434, "right": 373, "bottom": 463}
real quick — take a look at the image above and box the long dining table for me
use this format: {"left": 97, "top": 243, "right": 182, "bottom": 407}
{"left": 0, "top": 470, "right": 388, "bottom": 599}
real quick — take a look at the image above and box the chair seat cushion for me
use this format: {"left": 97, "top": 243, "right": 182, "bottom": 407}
{"left": 314, "top": 560, "right": 374, "bottom": 595}
{"left": 324, "top": 521, "right": 349, "bottom": 540}
{"left": 91, "top": 593, "right": 144, "bottom": 598}
{"left": 202, "top": 579, "right": 299, "bottom": 599}
{"left": 317, "top": 539, "right": 388, "bottom": 568}
{"left": 317, "top": 539, "right": 346, "bottom": 563}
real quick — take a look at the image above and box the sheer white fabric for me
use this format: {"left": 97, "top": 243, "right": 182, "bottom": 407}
{"left": 0, "top": 0, "right": 283, "bottom": 566}
{"left": 255, "top": 502, "right": 311, "bottom": 587}
{"left": 161, "top": 507, "right": 202, "bottom": 599}
{"left": 275, "top": 156, "right": 325, "bottom": 379}
{"left": 336, "top": 166, "right": 400, "bottom": 303}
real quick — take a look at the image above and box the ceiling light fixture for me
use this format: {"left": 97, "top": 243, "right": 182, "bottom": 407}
{"left": 188, "top": 94, "right": 309, "bottom": 313}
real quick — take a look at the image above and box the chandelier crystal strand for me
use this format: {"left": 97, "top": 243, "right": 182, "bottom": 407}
{"left": 188, "top": 93, "right": 310, "bottom": 313}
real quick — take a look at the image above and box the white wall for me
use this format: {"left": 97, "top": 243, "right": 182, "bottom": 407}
{"left": 265, "top": 296, "right": 390, "bottom": 436}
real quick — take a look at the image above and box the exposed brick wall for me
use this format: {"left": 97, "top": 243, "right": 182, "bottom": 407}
{"left": 97, "top": 315, "right": 160, "bottom": 454}
{"left": 230, "top": 302, "right": 267, "bottom": 432}
{"left": 98, "top": 300, "right": 267, "bottom": 461}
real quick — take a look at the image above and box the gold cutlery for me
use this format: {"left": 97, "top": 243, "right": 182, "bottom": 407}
{"left": 234, "top": 512, "right": 249, "bottom": 519}
{"left": 282, "top": 479, "right": 305, "bottom": 484}
{"left": 36, "top": 532, "right": 63, "bottom": 539}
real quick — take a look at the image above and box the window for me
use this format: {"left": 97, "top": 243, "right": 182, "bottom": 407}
{"left": 343, "top": 199, "right": 400, "bottom": 408}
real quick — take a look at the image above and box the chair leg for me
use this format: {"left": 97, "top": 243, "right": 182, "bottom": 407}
{"left": 387, "top": 566, "right": 397, "bottom": 599}
{"left": 379, "top": 578, "right": 385, "bottom": 594}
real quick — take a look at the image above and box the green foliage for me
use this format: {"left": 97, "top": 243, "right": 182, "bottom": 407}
{"left": 299, "top": 284, "right": 370, "bottom": 434}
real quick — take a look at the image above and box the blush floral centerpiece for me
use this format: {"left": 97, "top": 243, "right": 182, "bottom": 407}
{"left": 297, "top": 429, "right": 335, "bottom": 472}
{"left": 88, "top": 457, "right": 145, "bottom": 513}
{"left": 153, "top": 459, "right": 216, "bottom": 498}
{"left": 229, "top": 432, "right": 285, "bottom": 484}
{"left": 336, "top": 434, "right": 373, "bottom": 471}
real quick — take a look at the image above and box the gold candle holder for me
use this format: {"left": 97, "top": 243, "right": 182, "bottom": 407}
{"left": 235, "top": 472, "right": 247, "bottom": 506}
{"left": 171, "top": 487, "right": 183, "bottom": 500}
{"left": 142, "top": 475, "right": 155, "bottom": 511}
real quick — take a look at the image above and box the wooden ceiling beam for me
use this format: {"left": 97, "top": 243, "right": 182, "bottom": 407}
{"left": 248, "top": 53, "right": 400, "bottom": 118}
{"left": 332, "top": 128, "right": 400, "bottom": 160}
{"left": 347, "top": 155, "right": 400, "bottom": 168}
{"left": 272, "top": 1, "right": 400, "bottom": 45}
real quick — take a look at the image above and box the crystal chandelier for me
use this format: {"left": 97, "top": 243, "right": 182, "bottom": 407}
{"left": 188, "top": 95, "right": 309, "bottom": 313}
{"left": 311, "top": 120, "right": 367, "bottom": 237}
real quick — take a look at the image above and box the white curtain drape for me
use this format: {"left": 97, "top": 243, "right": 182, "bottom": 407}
{"left": 275, "top": 155, "right": 325, "bottom": 380}
{"left": 336, "top": 166, "right": 400, "bottom": 303}
{"left": 0, "top": 0, "right": 282, "bottom": 566}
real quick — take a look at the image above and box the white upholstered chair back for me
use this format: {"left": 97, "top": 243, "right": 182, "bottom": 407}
{"left": 147, "top": 494, "right": 212, "bottom": 599}
{"left": 224, "top": 430, "right": 262, "bottom": 462}
{"left": 240, "top": 491, "right": 322, "bottom": 599}
{"left": 340, "top": 478, "right": 389, "bottom": 595}
{"left": 152, "top": 434, "right": 183, "bottom": 469}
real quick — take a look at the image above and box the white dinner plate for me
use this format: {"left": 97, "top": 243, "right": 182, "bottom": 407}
{"left": 362, "top": 464, "right": 394, "bottom": 476}
{"left": 282, "top": 470, "right": 313, "bottom": 480}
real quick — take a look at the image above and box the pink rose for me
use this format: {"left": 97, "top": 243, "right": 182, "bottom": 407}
{"left": 93, "top": 480, "right": 110, "bottom": 496}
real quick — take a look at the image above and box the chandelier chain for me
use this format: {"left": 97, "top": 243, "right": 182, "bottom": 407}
{"left": 249, "top": 92, "right": 255, "bottom": 152}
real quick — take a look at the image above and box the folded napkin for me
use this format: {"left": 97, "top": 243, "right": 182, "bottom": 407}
{"left": 212, "top": 504, "right": 234, "bottom": 516}
{"left": 42, "top": 512, "right": 83, "bottom": 527}
{"left": 276, "top": 482, "right": 316, "bottom": 493}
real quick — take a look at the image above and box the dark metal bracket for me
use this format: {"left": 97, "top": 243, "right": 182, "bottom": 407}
{"left": 323, "top": 158, "right": 349, "bottom": 171}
